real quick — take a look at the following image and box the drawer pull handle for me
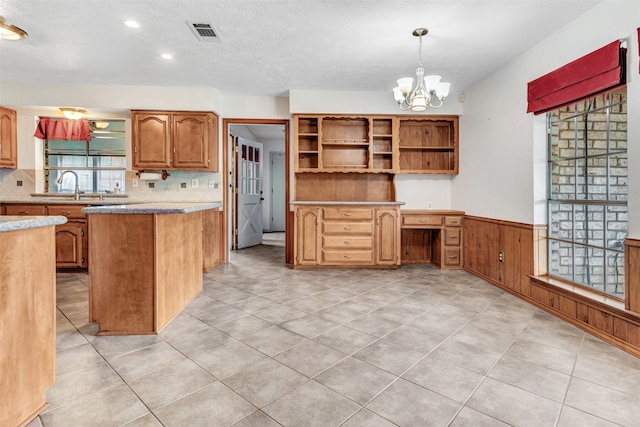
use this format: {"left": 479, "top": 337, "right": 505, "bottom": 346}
{"left": 344, "top": 212, "right": 352, "bottom": 216}
{"left": 450, "top": 234, "right": 458, "bottom": 238}
{"left": 344, "top": 241, "right": 351, "bottom": 245}
{"left": 419, "top": 219, "right": 427, "bottom": 223}
{"left": 344, "top": 226, "right": 351, "bottom": 230}
{"left": 19, "top": 211, "right": 28, "bottom": 215}
{"left": 448, "top": 255, "right": 458, "bottom": 259}
{"left": 344, "top": 255, "right": 352, "bottom": 259}
{"left": 64, "top": 211, "right": 71, "bottom": 215}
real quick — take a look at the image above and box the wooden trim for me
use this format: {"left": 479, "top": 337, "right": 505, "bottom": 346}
{"left": 463, "top": 214, "right": 536, "bottom": 231}
{"left": 626, "top": 238, "right": 640, "bottom": 313}
{"left": 222, "top": 118, "right": 290, "bottom": 263}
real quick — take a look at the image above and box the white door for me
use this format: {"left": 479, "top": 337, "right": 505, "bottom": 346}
{"left": 237, "top": 138, "right": 263, "bottom": 248}
{"left": 270, "top": 152, "right": 286, "bottom": 232}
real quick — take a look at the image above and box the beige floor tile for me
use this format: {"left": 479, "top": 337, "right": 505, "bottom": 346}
{"left": 403, "top": 356, "right": 484, "bottom": 404}
{"left": 429, "top": 335, "right": 503, "bottom": 375}
{"left": 354, "top": 337, "right": 424, "bottom": 376}
{"left": 313, "top": 325, "right": 378, "bottom": 355}
{"left": 346, "top": 313, "right": 402, "bottom": 337}
{"left": 55, "top": 342, "right": 104, "bottom": 376}
{"left": 231, "top": 411, "right": 281, "bottom": 427}
{"left": 449, "top": 407, "right": 511, "bottom": 427}
{"left": 340, "top": 409, "right": 397, "bottom": 427}
{"left": 253, "top": 304, "right": 308, "bottom": 324}
{"left": 40, "top": 384, "right": 148, "bottom": 427}
{"left": 280, "top": 314, "right": 340, "bottom": 338}
{"left": 169, "top": 325, "right": 231, "bottom": 357}
{"left": 128, "top": 359, "right": 216, "bottom": 409}
{"left": 466, "top": 378, "right": 561, "bottom": 427}
{"left": 367, "top": 378, "right": 462, "bottom": 427}
{"left": 564, "top": 377, "right": 640, "bottom": 426}
{"left": 223, "top": 358, "right": 308, "bottom": 408}
{"left": 315, "top": 356, "right": 397, "bottom": 405}
{"left": 193, "top": 340, "right": 267, "bottom": 379}
{"left": 263, "top": 380, "right": 360, "bottom": 427}
{"left": 556, "top": 406, "right": 622, "bottom": 427}
{"left": 215, "top": 315, "right": 274, "bottom": 340}
{"left": 109, "top": 341, "right": 187, "bottom": 381}
{"left": 154, "top": 382, "right": 256, "bottom": 427}
{"left": 274, "top": 340, "right": 346, "bottom": 377}
{"left": 241, "top": 325, "right": 306, "bottom": 356}
{"left": 121, "top": 413, "right": 164, "bottom": 426}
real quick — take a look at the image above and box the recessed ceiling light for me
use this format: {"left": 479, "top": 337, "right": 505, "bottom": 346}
{"left": 160, "top": 53, "right": 173, "bottom": 60}
{"left": 124, "top": 20, "right": 139, "bottom": 28}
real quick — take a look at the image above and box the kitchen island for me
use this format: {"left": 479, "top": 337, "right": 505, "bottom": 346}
{"left": 83, "top": 202, "right": 221, "bottom": 335}
{"left": 1, "top": 215, "right": 66, "bottom": 427}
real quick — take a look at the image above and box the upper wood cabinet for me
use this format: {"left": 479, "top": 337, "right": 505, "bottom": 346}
{"left": 397, "top": 116, "right": 459, "bottom": 174}
{"left": 132, "top": 110, "right": 218, "bottom": 172}
{"left": 0, "top": 107, "right": 17, "bottom": 169}
{"left": 294, "top": 114, "right": 458, "bottom": 174}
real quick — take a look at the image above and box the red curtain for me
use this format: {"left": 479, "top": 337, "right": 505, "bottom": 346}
{"left": 34, "top": 117, "right": 92, "bottom": 141}
{"left": 527, "top": 40, "right": 626, "bottom": 115}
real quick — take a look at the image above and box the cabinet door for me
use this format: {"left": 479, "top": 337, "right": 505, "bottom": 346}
{"left": 4, "top": 204, "right": 46, "bottom": 216}
{"left": 0, "top": 107, "right": 17, "bottom": 169}
{"left": 173, "top": 113, "right": 215, "bottom": 170}
{"left": 55, "top": 221, "right": 86, "bottom": 268}
{"left": 376, "top": 208, "right": 400, "bottom": 265}
{"left": 202, "top": 208, "right": 220, "bottom": 272}
{"left": 132, "top": 112, "right": 172, "bottom": 169}
{"left": 295, "top": 207, "right": 320, "bottom": 265}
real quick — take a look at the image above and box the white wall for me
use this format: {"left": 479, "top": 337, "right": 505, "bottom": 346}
{"left": 453, "top": 1, "right": 640, "bottom": 238}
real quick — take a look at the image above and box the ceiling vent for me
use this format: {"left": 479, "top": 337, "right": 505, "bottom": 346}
{"left": 186, "top": 21, "right": 221, "bottom": 42}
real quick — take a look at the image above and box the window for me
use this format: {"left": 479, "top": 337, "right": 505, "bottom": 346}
{"left": 547, "top": 88, "right": 627, "bottom": 298}
{"left": 45, "top": 120, "right": 126, "bottom": 193}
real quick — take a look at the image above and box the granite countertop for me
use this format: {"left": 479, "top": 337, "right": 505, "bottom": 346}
{"left": 2, "top": 196, "right": 132, "bottom": 205}
{"left": 290, "top": 201, "right": 405, "bottom": 206}
{"left": 82, "top": 202, "right": 223, "bottom": 214}
{"left": 0, "top": 216, "right": 68, "bottom": 232}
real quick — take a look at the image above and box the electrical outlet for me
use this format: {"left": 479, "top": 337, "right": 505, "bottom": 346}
{"left": 208, "top": 179, "right": 215, "bottom": 188}
{"left": 132, "top": 179, "right": 139, "bottom": 188}
{"left": 181, "top": 182, "right": 187, "bottom": 188}
{"left": 16, "top": 180, "right": 23, "bottom": 187}
{"left": 499, "top": 251, "right": 504, "bottom": 263}
{"left": 191, "top": 179, "right": 198, "bottom": 188}
{"left": 427, "top": 202, "right": 432, "bottom": 209}
{"left": 214, "top": 182, "right": 219, "bottom": 189}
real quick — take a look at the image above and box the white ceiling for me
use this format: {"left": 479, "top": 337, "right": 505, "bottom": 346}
{"left": 0, "top": 0, "right": 600, "bottom": 98}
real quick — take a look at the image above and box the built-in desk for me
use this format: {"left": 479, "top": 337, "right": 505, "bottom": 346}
{"left": 401, "top": 210, "right": 464, "bottom": 269}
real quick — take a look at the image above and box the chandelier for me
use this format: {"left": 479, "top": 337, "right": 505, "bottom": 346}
{"left": 393, "top": 28, "right": 450, "bottom": 112}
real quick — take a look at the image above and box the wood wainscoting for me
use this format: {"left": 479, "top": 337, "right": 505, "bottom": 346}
{"left": 464, "top": 216, "right": 640, "bottom": 358}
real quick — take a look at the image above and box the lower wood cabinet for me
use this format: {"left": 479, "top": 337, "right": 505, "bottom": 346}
{"left": 294, "top": 204, "right": 400, "bottom": 268}
{"left": 4, "top": 204, "right": 88, "bottom": 268}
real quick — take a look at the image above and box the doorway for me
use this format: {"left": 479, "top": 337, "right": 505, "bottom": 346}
{"left": 224, "top": 119, "right": 290, "bottom": 261}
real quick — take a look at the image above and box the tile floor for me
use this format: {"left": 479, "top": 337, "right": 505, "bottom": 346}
{"left": 28, "top": 243, "right": 640, "bottom": 426}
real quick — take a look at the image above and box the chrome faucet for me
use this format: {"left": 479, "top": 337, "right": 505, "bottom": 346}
{"left": 56, "top": 170, "right": 83, "bottom": 200}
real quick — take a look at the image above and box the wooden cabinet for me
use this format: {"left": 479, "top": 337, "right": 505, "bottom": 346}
{"left": 294, "top": 114, "right": 458, "bottom": 174}
{"left": 294, "top": 115, "right": 395, "bottom": 173}
{"left": 1, "top": 223, "right": 56, "bottom": 427}
{"left": 132, "top": 110, "right": 218, "bottom": 172}
{"left": 398, "top": 117, "right": 459, "bottom": 174}
{"left": 294, "top": 204, "right": 400, "bottom": 268}
{"left": 3, "top": 203, "right": 88, "bottom": 268}
{"left": 0, "top": 106, "right": 17, "bottom": 169}
{"left": 400, "top": 210, "right": 464, "bottom": 269}
{"left": 295, "top": 207, "right": 321, "bottom": 265}
{"left": 202, "top": 208, "right": 221, "bottom": 272}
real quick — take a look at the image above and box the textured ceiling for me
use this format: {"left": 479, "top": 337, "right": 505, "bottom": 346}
{"left": 0, "top": 0, "right": 600, "bottom": 97}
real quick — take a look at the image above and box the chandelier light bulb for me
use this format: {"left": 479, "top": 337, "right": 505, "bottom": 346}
{"left": 393, "top": 28, "right": 450, "bottom": 111}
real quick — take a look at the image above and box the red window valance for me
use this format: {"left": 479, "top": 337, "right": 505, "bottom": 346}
{"left": 34, "top": 117, "right": 92, "bottom": 141}
{"left": 527, "top": 40, "right": 626, "bottom": 115}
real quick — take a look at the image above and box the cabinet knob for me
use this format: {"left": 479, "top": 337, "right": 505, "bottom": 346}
{"left": 344, "top": 226, "right": 351, "bottom": 230}
{"left": 344, "top": 255, "right": 352, "bottom": 259}
{"left": 450, "top": 234, "right": 458, "bottom": 238}
{"left": 419, "top": 219, "right": 427, "bottom": 223}
{"left": 344, "top": 241, "right": 351, "bottom": 245}
{"left": 344, "top": 212, "right": 352, "bottom": 216}
{"left": 448, "top": 255, "right": 458, "bottom": 259}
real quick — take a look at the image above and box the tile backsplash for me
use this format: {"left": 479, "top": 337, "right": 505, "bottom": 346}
{"left": 0, "top": 169, "right": 223, "bottom": 202}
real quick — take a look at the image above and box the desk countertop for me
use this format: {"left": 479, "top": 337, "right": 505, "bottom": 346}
{"left": 82, "top": 202, "right": 222, "bottom": 215}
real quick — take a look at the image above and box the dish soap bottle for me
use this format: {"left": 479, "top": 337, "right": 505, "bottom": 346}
{"left": 114, "top": 182, "right": 120, "bottom": 194}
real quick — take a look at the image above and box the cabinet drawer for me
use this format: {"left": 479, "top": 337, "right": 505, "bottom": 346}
{"left": 323, "top": 222, "right": 373, "bottom": 235}
{"left": 322, "top": 250, "right": 373, "bottom": 264}
{"left": 444, "top": 228, "right": 461, "bottom": 246}
{"left": 47, "top": 205, "right": 86, "bottom": 219}
{"left": 444, "top": 248, "right": 462, "bottom": 267}
{"left": 5, "top": 205, "right": 46, "bottom": 216}
{"left": 402, "top": 214, "right": 442, "bottom": 227}
{"left": 323, "top": 208, "right": 373, "bottom": 220}
{"left": 323, "top": 236, "right": 373, "bottom": 250}
{"left": 444, "top": 216, "right": 463, "bottom": 227}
